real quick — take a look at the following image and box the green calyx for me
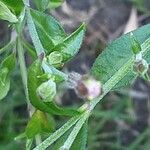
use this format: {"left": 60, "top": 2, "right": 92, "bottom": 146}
{"left": 130, "top": 32, "right": 142, "bottom": 54}
{"left": 36, "top": 79, "right": 56, "bottom": 102}
{"left": 47, "top": 51, "right": 63, "bottom": 68}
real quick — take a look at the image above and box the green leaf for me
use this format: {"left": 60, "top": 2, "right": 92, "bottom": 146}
{"left": 33, "top": 0, "right": 49, "bottom": 11}
{"left": 91, "top": 24, "right": 150, "bottom": 90}
{"left": 26, "top": 8, "right": 45, "bottom": 56}
{"left": 28, "top": 60, "right": 81, "bottom": 116}
{"left": 33, "top": 115, "right": 81, "bottom": 150}
{"left": 0, "top": 68, "right": 10, "bottom": 100}
{"left": 60, "top": 112, "right": 89, "bottom": 150}
{"left": 0, "top": 40, "right": 15, "bottom": 55}
{"left": 25, "top": 110, "right": 55, "bottom": 139}
{"left": 0, "top": 53, "right": 16, "bottom": 100}
{"left": 1, "top": 53, "right": 16, "bottom": 72}
{"left": 1, "top": 0, "right": 24, "bottom": 16}
{"left": 71, "top": 121, "right": 88, "bottom": 150}
{"left": 49, "top": 0, "right": 64, "bottom": 9}
{"left": 52, "top": 23, "right": 86, "bottom": 62}
{"left": 30, "top": 9, "right": 67, "bottom": 53}
{"left": 0, "top": 1, "right": 18, "bottom": 22}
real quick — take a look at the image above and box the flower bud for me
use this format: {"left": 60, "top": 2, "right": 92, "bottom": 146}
{"left": 130, "top": 32, "right": 141, "bottom": 54}
{"left": 67, "top": 72, "right": 102, "bottom": 100}
{"left": 47, "top": 51, "right": 63, "bottom": 68}
{"left": 36, "top": 80, "right": 56, "bottom": 102}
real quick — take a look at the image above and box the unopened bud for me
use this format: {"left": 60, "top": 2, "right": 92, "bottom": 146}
{"left": 36, "top": 80, "right": 56, "bottom": 102}
{"left": 67, "top": 72, "right": 102, "bottom": 100}
{"left": 130, "top": 32, "right": 141, "bottom": 54}
{"left": 47, "top": 51, "right": 63, "bottom": 68}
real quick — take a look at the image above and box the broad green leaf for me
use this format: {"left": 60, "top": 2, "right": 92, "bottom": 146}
{"left": 91, "top": 24, "right": 150, "bottom": 90}
{"left": 49, "top": 0, "right": 64, "bottom": 9}
{"left": 71, "top": 121, "right": 88, "bottom": 150}
{"left": 28, "top": 60, "right": 81, "bottom": 116}
{"left": 33, "top": 0, "right": 49, "bottom": 11}
{"left": 52, "top": 23, "right": 86, "bottom": 62}
{"left": 0, "top": 53, "right": 16, "bottom": 100}
{"left": 30, "top": 9, "right": 67, "bottom": 53}
{"left": 0, "top": 1, "right": 18, "bottom": 22}
{"left": 1, "top": 0, "right": 24, "bottom": 16}
{"left": 25, "top": 110, "right": 55, "bottom": 139}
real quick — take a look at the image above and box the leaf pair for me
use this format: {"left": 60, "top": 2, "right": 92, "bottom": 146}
{"left": 28, "top": 8, "right": 85, "bottom": 62}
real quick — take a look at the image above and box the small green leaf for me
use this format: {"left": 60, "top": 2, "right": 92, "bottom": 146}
{"left": 130, "top": 32, "right": 141, "bottom": 54}
{"left": 52, "top": 23, "right": 86, "bottom": 62}
{"left": 1, "top": 0, "right": 24, "bottom": 16}
{"left": 0, "top": 68, "right": 10, "bottom": 100}
{"left": 25, "top": 110, "right": 55, "bottom": 139}
{"left": 0, "top": 53, "right": 16, "bottom": 100}
{"left": 33, "top": 0, "right": 49, "bottom": 11}
{"left": 1, "top": 53, "right": 16, "bottom": 72}
{"left": 49, "top": 0, "right": 64, "bottom": 9}
{"left": 30, "top": 9, "right": 67, "bottom": 53}
{"left": 28, "top": 60, "right": 81, "bottom": 116}
{"left": 91, "top": 24, "right": 150, "bottom": 90}
{"left": 0, "top": 1, "right": 18, "bottom": 22}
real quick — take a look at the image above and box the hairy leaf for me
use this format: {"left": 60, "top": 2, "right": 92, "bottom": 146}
{"left": 30, "top": 9, "right": 67, "bottom": 53}
{"left": 91, "top": 24, "right": 150, "bottom": 90}
{"left": 71, "top": 121, "right": 88, "bottom": 150}
{"left": 52, "top": 23, "right": 85, "bottom": 62}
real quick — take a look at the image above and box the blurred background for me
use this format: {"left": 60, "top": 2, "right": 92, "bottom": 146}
{"left": 0, "top": 0, "right": 150, "bottom": 149}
